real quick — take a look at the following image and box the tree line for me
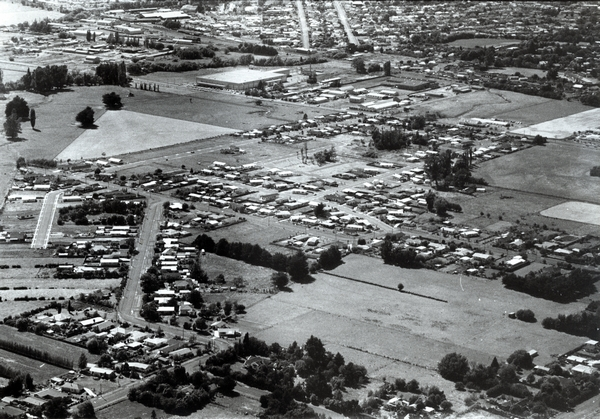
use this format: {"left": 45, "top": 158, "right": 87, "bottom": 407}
{"left": 193, "top": 234, "right": 311, "bottom": 281}
{"left": 0, "top": 337, "right": 73, "bottom": 369}
{"left": 502, "top": 267, "right": 597, "bottom": 303}
{"left": 542, "top": 301, "right": 600, "bottom": 339}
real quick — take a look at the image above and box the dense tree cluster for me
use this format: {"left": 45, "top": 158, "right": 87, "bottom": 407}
{"left": 371, "top": 128, "right": 411, "bottom": 150}
{"left": 20, "top": 65, "right": 69, "bottom": 92}
{"left": 424, "top": 192, "right": 462, "bottom": 216}
{"left": 516, "top": 309, "right": 536, "bottom": 323}
{"left": 314, "top": 146, "right": 337, "bottom": 165}
{"left": 204, "top": 334, "right": 368, "bottom": 416}
{"left": 58, "top": 199, "right": 144, "bottom": 226}
{"left": 380, "top": 237, "right": 422, "bottom": 268}
{"left": 3, "top": 112, "right": 21, "bottom": 139}
{"left": 162, "top": 19, "right": 181, "bottom": 30}
{"left": 502, "top": 268, "right": 597, "bottom": 303}
{"left": 173, "top": 46, "right": 216, "bottom": 60}
{"left": 4, "top": 96, "right": 29, "bottom": 119}
{"left": 193, "top": 234, "right": 311, "bottom": 281}
{"left": 95, "top": 62, "right": 128, "bottom": 86}
{"left": 318, "top": 246, "right": 342, "bottom": 270}
{"left": 425, "top": 150, "right": 487, "bottom": 190}
{"left": 128, "top": 367, "right": 214, "bottom": 415}
{"left": 542, "top": 301, "right": 600, "bottom": 339}
{"left": 75, "top": 106, "right": 95, "bottom": 127}
{"left": 236, "top": 42, "right": 278, "bottom": 56}
{"left": 102, "top": 92, "right": 123, "bottom": 109}
{"left": 27, "top": 18, "right": 52, "bottom": 33}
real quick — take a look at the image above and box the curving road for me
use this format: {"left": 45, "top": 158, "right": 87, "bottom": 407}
{"left": 31, "top": 190, "right": 62, "bottom": 249}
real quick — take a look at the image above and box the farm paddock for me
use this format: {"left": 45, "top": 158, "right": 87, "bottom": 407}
{"left": 541, "top": 202, "right": 600, "bottom": 226}
{"left": 511, "top": 107, "right": 600, "bottom": 139}
{"left": 476, "top": 141, "right": 600, "bottom": 206}
{"left": 239, "top": 254, "right": 590, "bottom": 409}
{"left": 56, "top": 110, "right": 239, "bottom": 161}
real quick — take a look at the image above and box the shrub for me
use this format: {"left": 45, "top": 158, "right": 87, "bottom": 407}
{"left": 516, "top": 309, "right": 536, "bottom": 323}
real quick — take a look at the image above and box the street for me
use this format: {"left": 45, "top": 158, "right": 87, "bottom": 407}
{"left": 30, "top": 190, "right": 61, "bottom": 249}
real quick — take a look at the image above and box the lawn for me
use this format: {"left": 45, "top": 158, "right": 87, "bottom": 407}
{"left": 511, "top": 107, "right": 600, "bottom": 139}
{"left": 0, "top": 347, "right": 68, "bottom": 382}
{"left": 56, "top": 110, "right": 239, "bottom": 161}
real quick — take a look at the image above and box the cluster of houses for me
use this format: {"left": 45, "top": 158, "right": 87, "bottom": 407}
{"left": 562, "top": 340, "right": 600, "bottom": 376}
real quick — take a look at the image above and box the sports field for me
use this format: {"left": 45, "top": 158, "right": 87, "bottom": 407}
{"left": 541, "top": 201, "right": 600, "bottom": 226}
{"left": 56, "top": 110, "right": 239, "bottom": 160}
{"left": 511, "top": 107, "right": 600, "bottom": 139}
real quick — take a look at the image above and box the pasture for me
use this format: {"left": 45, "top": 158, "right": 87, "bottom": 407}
{"left": 511, "top": 107, "right": 600, "bottom": 139}
{"left": 56, "top": 110, "right": 239, "bottom": 160}
{"left": 448, "top": 38, "right": 521, "bottom": 48}
{"left": 414, "top": 89, "right": 590, "bottom": 126}
{"left": 541, "top": 202, "right": 600, "bottom": 226}
{"left": 240, "top": 254, "right": 590, "bottom": 408}
{"left": 476, "top": 142, "right": 600, "bottom": 206}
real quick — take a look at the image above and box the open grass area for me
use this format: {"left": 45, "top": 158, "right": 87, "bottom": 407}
{"left": 239, "top": 254, "right": 591, "bottom": 409}
{"left": 511, "top": 107, "right": 600, "bottom": 139}
{"left": 56, "top": 110, "right": 239, "bottom": 160}
{"left": 476, "top": 142, "right": 600, "bottom": 205}
{"left": 414, "top": 89, "right": 590, "bottom": 126}
{"left": 541, "top": 201, "right": 600, "bottom": 226}
{"left": 448, "top": 38, "right": 521, "bottom": 48}
{"left": 0, "top": 347, "right": 68, "bottom": 382}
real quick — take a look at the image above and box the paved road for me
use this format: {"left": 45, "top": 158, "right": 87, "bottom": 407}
{"left": 333, "top": 1, "right": 359, "bottom": 46}
{"left": 30, "top": 190, "right": 61, "bottom": 249}
{"left": 296, "top": 0, "right": 311, "bottom": 50}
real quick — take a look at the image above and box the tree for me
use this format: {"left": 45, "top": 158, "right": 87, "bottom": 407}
{"left": 29, "top": 108, "right": 36, "bottom": 129}
{"left": 352, "top": 57, "right": 366, "bottom": 74}
{"left": 187, "top": 289, "right": 204, "bottom": 309}
{"left": 383, "top": 61, "right": 391, "bottom": 76}
{"left": 140, "top": 302, "right": 161, "bottom": 322}
{"left": 78, "top": 353, "right": 88, "bottom": 370}
{"left": 43, "top": 397, "right": 70, "bottom": 419}
{"left": 314, "top": 203, "right": 326, "bottom": 218}
{"left": 318, "top": 246, "right": 342, "bottom": 270}
{"left": 438, "top": 353, "right": 470, "bottom": 382}
{"left": 507, "top": 349, "right": 533, "bottom": 369}
{"left": 102, "top": 92, "right": 123, "bottom": 109}
{"left": 516, "top": 309, "right": 536, "bottom": 323}
{"left": 271, "top": 271, "right": 289, "bottom": 289}
{"left": 76, "top": 106, "right": 95, "bottom": 127}
{"left": 287, "top": 251, "right": 309, "bottom": 281}
{"left": 74, "top": 401, "right": 95, "bottom": 419}
{"left": 397, "top": 283, "right": 404, "bottom": 292}
{"left": 3, "top": 111, "right": 21, "bottom": 139}
{"left": 5, "top": 96, "right": 29, "bottom": 119}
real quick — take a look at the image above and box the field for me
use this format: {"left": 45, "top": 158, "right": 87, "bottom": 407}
{"left": 476, "top": 142, "right": 600, "bottom": 206}
{"left": 56, "top": 110, "right": 239, "bottom": 160}
{"left": 0, "top": 347, "right": 68, "bottom": 382}
{"left": 239, "top": 254, "right": 590, "bottom": 409}
{"left": 541, "top": 201, "right": 600, "bottom": 226}
{"left": 412, "top": 89, "right": 590, "bottom": 126}
{"left": 448, "top": 38, "right": 521, "bottom": 48}
{"left": 511, "top": 107, "right": 600, "bottom": 139}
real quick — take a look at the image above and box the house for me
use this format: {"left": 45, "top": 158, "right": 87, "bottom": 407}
{"left": 0, "top": 402, "right": 25, "bottom": 418}
{"left": 80, "top": 317, "right": 105, "bottom": 328}
{"left": 35, "top": 388, "right": 65, "bottom": 399}
{"left": 572, "top": 364, "right": 595, "bottom": 375}
{"left": 144, "top": 337, "right": 168, "bottom": 348}
{"left": 244, "top": 355, "right": 272, "bottom": 370}
{"left": 89, "top": 367, "right": 115, "bottom": 378}
{"left": 21, "top": 396, "right": 47, "bottom": 408}
{"left": 127, "top": 362, "right": 152, "bottom": 373}
{"left": 169, "top": 347, "right": 194, "bottom": 361}
{"left": 60, "top": 382, "right": 82, "bottom": 395}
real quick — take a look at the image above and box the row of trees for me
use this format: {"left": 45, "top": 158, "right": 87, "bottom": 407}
{"left": 0, "top": 337, "right": 73, "bottom": 369}
{"left": 235, "top": 42, "right": 278, "bottom": 56}
{"left": 541, "top": 301, "right": 600, "bottom": 339}
{"left": 193, "top": 234, "right": 311, "bottom": 281}
{"left": 502, "top": 268, "right": 597, "bottom": 303}
{"left": 371, "top": 128, "right": 411, "bottom": 150}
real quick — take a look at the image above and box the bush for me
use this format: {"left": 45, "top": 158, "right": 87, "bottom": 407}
{"left": 516, "top": 309, "right": 536, "bottom": 323}
{"left": 591, "top": 166, "right": 600, "bottom": 177}
{"left": 438, "top": 353, "right": 470, "bottom": 382}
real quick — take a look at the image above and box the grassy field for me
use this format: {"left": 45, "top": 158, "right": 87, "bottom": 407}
{"left": 541, "top": 202, "right": 600, "bottom": 226}
{"left": 476, "top": 142, "right": 600, "bottom": 206}
{"left": 413, "top": 89, "right": 590, "bottom": 126}
{"left": 239, "top": 254, "right": 591, "bottom": 410}
{"left": 0, "top": 347, "right": 68, "bottom": 382}
{"left": 56, "top": 110, "right": 239, "bottom": 161}
{"left": 448, "top": 38, "right": 521, "bottom": 48}
{"left": 511, "top": 107, "right": 600, "bottom": 139}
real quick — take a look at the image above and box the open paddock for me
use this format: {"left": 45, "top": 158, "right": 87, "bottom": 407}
{"left": 448, "top": 38, "right": 521, "bottom": 48}
{"left": 241, "top": 254, "right": 589, "bottom": 408}
{"left": 56, "top": 110, "right": 239, "bottom": 161}
{"left": 0, "top": 347, "right": 68, "bottom": 382}
{"left": 511, "top": 107, "right": 600, "bottom": 139}
{"left": 476, "top": 142, "right": 600, "bottom": 206}
{"left": 415, "top": 89, "right": 589, "bottom": 126}
{"left": 541, "top": 201, "right": 600, "bottom": 226}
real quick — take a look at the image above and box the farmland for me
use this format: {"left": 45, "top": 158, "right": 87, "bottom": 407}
{"left": 541, "top": 202, "right": 600, "bottom": 226}
{"left": 239, "top": 254, "right": 590, "bottom": 409}
{"left": 476, "top": 141, "right": 600, "bottom": 205}
{"left": 511, "top": 107, "right": 600, "bottom": 139}
{"left": 56, "top": 110, "right": 239, "bottom": 161}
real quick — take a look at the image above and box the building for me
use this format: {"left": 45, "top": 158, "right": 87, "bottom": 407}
{"left": 196, "top": 68, "right": 288, "bottom": 90}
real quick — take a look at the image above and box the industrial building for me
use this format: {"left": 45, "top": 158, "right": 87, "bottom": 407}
{"left": 196, "top": 68, "right": 289, "bottom": 90}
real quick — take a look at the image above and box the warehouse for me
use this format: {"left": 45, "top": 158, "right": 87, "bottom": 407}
{"left": 196, "top": 68, "right": 288, "bottom": 90}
